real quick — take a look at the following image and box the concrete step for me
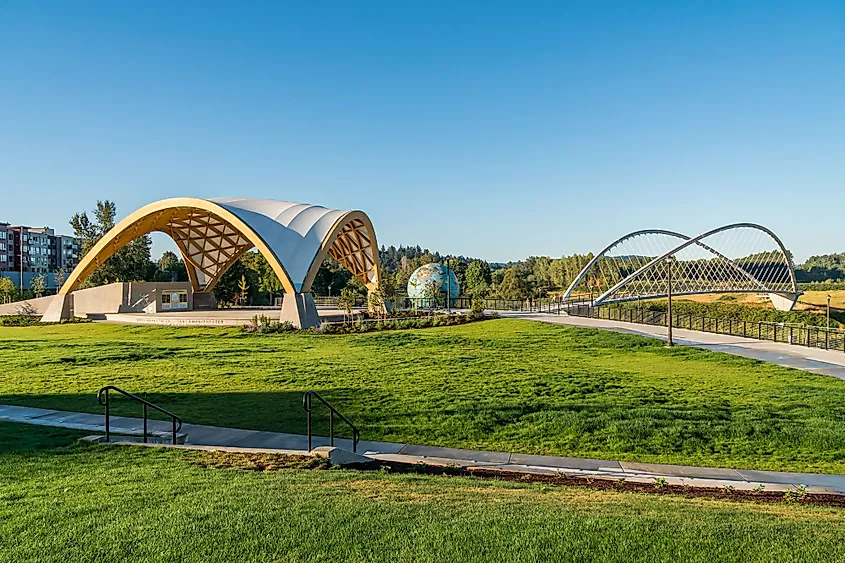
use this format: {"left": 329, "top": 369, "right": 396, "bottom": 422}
{"left": 84, "top": 433, "right": 188, "bottom": 445}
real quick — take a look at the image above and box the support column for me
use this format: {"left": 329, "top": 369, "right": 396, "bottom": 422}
{"left": 40, "top": 293, "right": 73, "bottom": 323}
{"left": 280, "top": 292, "right": 321, "bottom": 328}
{"left": 768, "top": 292, "right": 800, "bottom": 312}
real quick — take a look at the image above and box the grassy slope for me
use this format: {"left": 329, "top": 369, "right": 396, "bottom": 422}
{"left": 3, "top": 320, "right": 845, "bottom": 473}
{"left": 0, "top": 422, "right": 843, "bottom": 563}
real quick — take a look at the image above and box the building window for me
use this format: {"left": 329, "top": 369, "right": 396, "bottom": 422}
{"left": 162, "top": 290, "right": 189, "bottom": 310}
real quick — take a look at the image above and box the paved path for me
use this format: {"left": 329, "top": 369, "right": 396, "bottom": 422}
{"left": 500, "top": 311, "right": 845, "bottom": 380}
{"left": 101, "top": 306, "right": 356, "bottom": 326}
{"left": 3, "top": 403, "right": 845, "bottom": 495}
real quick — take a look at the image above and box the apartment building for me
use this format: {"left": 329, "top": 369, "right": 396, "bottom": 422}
{"left": 0, "top": 223, "right": 11, "bottom": 272}
{"left": 0, "top": 223, "right": 81, "bottom": 284}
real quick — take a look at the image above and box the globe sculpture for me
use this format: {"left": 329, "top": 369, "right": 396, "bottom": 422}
{"left": 407, "top": 263, "right": 460, "bottom": 309}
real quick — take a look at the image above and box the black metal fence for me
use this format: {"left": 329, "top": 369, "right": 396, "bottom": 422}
{"left": 317, "top": 293, "right": 844, "bottom": 353}
{"left": 315, "top": 294, "right": 584, "bottom": 313}
{"left": 312, "top": 296, "right": 368, "bottom": 307}
{"left": 567, "top": 304, "right": 845, "bottom": 353}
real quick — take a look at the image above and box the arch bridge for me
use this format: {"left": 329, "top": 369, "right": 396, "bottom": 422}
{"left": 561, "top": 223, "right": 801, "bottom": 311}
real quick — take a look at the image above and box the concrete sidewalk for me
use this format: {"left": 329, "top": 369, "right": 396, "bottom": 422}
{"left": 502, "top": 311, "right": 845, "bottom": 380}
{"left": 3, "top": 403, "right": 844, "bottom": 495}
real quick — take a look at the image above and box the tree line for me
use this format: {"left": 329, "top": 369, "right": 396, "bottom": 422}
{"left": 56, "top": 200, "right": 845, "bottom": 306}
{"left": 796, "top": 253, "right": 845, "bottom": 283}
{"left": 54, "top": 201, "right": 602, "bottom": 304}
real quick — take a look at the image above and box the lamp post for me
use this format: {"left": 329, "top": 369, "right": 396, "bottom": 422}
{"left": 636, "top": 291, "right": 642, "bottom": 323}
{"left": 445, "top": 258, "right": 451, "bottom": 315}
{"left": 827, "top": 294, "right": 831, "bottom": 350}
{"left": 19, "top": 234, "right": 24, "bottom": 291}
{"left": 665, "top": 257, "right": 674, "bottom": 348}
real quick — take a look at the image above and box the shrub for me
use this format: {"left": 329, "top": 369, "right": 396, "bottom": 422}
{"left": 243, "top": 315, "right": 298, "bottom": 334}
{"left": 0, "top": 316, "right": 90, "bottom": 327}
{"left": 610, "top": 299, "right": 842, "bottom": 328}
{"left": 243, "top": 310, "right": 493, "bottom": 335}
{"left": 470, "top": 295, "right": 485, "bottom": 316}
{"left": 0, "top": 316, "right": 41, "bottom": 327}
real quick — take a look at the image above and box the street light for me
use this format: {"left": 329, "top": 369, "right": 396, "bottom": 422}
{"left": 445, "top": 258, "right": 451, "bottom": 314}
{"left": 636, "top": 291, "right": 642, "bottom": 323}
{"left": 665, "top": 257, "right": 674, "bottom": 348}
{"left": 827, "top": 294, "right": 831, "bottom": 350}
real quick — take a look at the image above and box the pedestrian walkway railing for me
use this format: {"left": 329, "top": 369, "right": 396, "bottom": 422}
{"left": 302, "top": 390, "right": 360, "bottom": 453}
{"left": 313, "top": 296, "right": 368, "bottom": 307}
{"left": 567, "top": 304, "right": 845, "bottom": 353}
{"left": 385, "top": 295, "right": 592, "bottom": 314}
{"left": 480, "top": 296, "right": 593, "bottom": 313}
{"left": 96, "top": 385, "right": 183, "bottom": 444}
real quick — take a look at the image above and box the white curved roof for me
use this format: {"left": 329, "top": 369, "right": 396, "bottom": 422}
{"left": 210, "top": 197, "right": 350, "bottom": 292}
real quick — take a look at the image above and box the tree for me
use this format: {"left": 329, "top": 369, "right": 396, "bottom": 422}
{"left": 311, "top": 258, "right": 352, "bottom": 297}
{"left": 447, "top": 258, "right": 467, "bottom": 292}
{"left": 70, "top": 201, "right": 154, "bottom": 286}
{"left": 240, "top": 252, "right": 283, "bottom": 305}
{"left": 399, "top": 256, "right": 412, "bottom": 274}
{"left": 496, "top": 267, "right": 528, "bottom": 300}
{"left": 377, "top": 267, "right": 397, "bottom": 308}
{"left": 214, "top": 259, "right": 253, "bottom": 305}
{"left": 422, "top": 279, "right": 442, "bottom": 308}
{"left": 156, "top": 251, "right": 187, "bottom": 282}
{"left": 367, "top": 287, "right": 386, "bottom": 318}
{"left": 54, "top": 268, "right": 66, "bottom": 291}
{"left": 70, "top": 200, "right": 117, "bottom": 256}
{"left": 238, "top": 275, "right": 250, "bottom": 305}
{"left": 465, "top": 260, "right": 493, "bottom": 297}
{"left": 30, "top": 275, "right": 47, "bottom": 298}
{"left": 158, "top": 251, "right": 180, "bottom": 271}
{"left": 0, "top": 277, "right": 15, "bottom": 304}
{"left": 337, "top": 287, "right": 357, "bottom": 322}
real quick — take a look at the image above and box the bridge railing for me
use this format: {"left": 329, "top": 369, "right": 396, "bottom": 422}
{"left": 568, "top": 305, "right": 845, "bottom": 353}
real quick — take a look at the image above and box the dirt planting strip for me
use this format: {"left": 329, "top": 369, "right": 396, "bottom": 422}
{"left": 186, "top": 450, "right": 845, "bottom": 508}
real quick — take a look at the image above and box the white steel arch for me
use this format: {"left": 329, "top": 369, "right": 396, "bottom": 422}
{"left": 562, "top": 223, "right": 800, "bottom": 311}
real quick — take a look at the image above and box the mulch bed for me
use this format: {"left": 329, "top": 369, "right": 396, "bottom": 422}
{"left": 186, "top": 449, "right": 845, "bottom": 508}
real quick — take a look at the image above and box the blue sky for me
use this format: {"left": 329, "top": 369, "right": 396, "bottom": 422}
{"left": 1, "top": 1, "right": 843, "bottom": 263}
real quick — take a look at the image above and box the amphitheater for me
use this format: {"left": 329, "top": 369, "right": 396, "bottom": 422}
{"left": 1, "top": 197, "right": 379, "bottom": 328}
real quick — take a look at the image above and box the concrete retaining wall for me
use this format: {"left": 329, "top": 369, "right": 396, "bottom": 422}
{"left": 0, "top": 295, "right": 56, "bottom": 316}
{"left": 70, "top": 283, "right": 125, "bottom": 316}
{"left": 3, "top": 282, "right": 198, "bottom": 320}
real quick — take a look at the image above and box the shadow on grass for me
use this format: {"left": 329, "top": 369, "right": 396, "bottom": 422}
{"left": 0, "top": 421, "right": 89, "bottom": 453}
{"left": 0, "top": 390, "right": 368, "bottom": 440}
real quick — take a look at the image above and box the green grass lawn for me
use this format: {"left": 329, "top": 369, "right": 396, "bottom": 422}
{"left": 3, "top": 319, "right": 845, "bottom": 473}
{"left": 0, "top": 422, "right": 843, "bottom": 563}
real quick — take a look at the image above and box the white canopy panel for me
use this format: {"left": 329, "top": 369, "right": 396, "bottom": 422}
{"left": 209, "top": 198, "right": 349, "bottom": 292}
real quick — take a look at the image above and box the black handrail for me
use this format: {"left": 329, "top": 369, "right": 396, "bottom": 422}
{"left": 568, "top": 305, "right": 845, "bottom": 353}
{"left": 96, "top": 386, "right": 183, "bottom": 445}
{"left": 302, "top": 390, "right": 360, "bottom": 453}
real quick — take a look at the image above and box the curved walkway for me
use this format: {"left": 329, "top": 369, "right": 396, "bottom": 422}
{"left": 500, "top": 311, "right": 845, "bottom": 380}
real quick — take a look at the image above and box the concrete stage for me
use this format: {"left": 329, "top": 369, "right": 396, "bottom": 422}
{"left": 99, "top": 306, "right": 360, "bottom": 326}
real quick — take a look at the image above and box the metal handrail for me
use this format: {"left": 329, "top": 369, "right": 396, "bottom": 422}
{"left": 302, "top": 390, "right": 360, "bottom": 453}
{"left": 96, "top": 386, "right": 183, "bottom": 445}
{"left": 569, "top": 305, "right": 845, "bottom": 352}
